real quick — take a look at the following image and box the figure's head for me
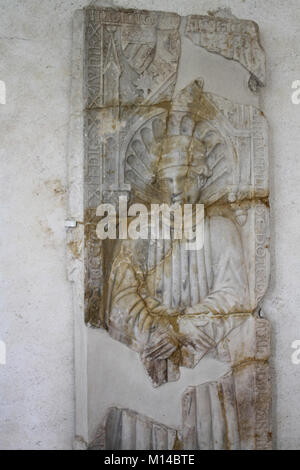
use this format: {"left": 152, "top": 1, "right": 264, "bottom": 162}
{"left": 125, "top": 79, "right": 224, "bottom": 205}
{"left": 156, "top": 135, "right": 211, "bottom": 204}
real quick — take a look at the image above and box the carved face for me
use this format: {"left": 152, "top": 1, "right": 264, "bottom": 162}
{"left": 157, "top": 165, "right": 207, "bottom": 204}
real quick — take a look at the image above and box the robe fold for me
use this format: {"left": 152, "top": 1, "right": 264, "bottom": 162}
{"left": 105, "top": 215, "right": 251, "bottom": 386}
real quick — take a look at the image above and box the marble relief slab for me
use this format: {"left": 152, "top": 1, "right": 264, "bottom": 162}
{"left": 67, "top": 6, "right": 271, "bottom": 450}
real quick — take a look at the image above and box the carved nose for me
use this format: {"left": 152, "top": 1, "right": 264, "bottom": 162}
{"left": 171, "top": 192, "right": 183, "bottom": 203}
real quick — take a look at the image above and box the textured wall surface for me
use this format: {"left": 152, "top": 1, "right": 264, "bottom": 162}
{"left": 0, "top": 0, "right": 300, "bottom": 450}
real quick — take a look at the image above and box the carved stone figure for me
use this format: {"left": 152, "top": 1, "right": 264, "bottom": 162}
{"left": 67, "top": 5, "right": 271, "bottom": 450}
{"left": 106, "top": 80, "right": 251, "bottom": 388}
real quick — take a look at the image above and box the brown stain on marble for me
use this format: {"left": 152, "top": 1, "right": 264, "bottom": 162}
{"left": 84, "top": 207, "right": 103, "bottom": 326}
{"left": 45, "top": 179, "right": 66, "bottom": 198}
{"left": 67, "top": 240, "right": 81, "bottom": 259}
{"left": 172, "top": 431, "right": 182, "bottom": 450}
{"left": 218, "top": 384, "right": 231, "bottom": 450}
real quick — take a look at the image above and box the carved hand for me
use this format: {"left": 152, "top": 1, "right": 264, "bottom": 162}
{"left": 142, "top": 330, "right": 179, "bottom": 361}
{"left": 178, "top": 315, "right": 217, "bottom": 351}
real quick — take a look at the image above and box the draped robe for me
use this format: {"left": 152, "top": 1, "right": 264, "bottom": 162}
{"left": 105, "top": 215, "right": 251, "bottom": 386}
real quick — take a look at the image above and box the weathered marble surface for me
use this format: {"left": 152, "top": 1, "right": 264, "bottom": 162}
{"left": 89, "top": 408, "right": 179, "bottom": 450}
{"left": 67, "top": 5, "right": 271, "bottom": 450}
{"left": 88, "top": 316, "right": 271, "bottom": 450}
{"left": 184, "top": 13, "right": 266, "bottom": 90}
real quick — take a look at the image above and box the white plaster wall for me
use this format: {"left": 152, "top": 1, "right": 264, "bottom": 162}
{"left": 0, "top": 0, "right": 300, "bottom": 450}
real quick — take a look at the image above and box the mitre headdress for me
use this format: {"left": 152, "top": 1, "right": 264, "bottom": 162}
{"left": 155, "top": 79, "right": 217, "bottom": 176}
{"left": 125, "top": 79, "right": 223, "bottom": 201}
